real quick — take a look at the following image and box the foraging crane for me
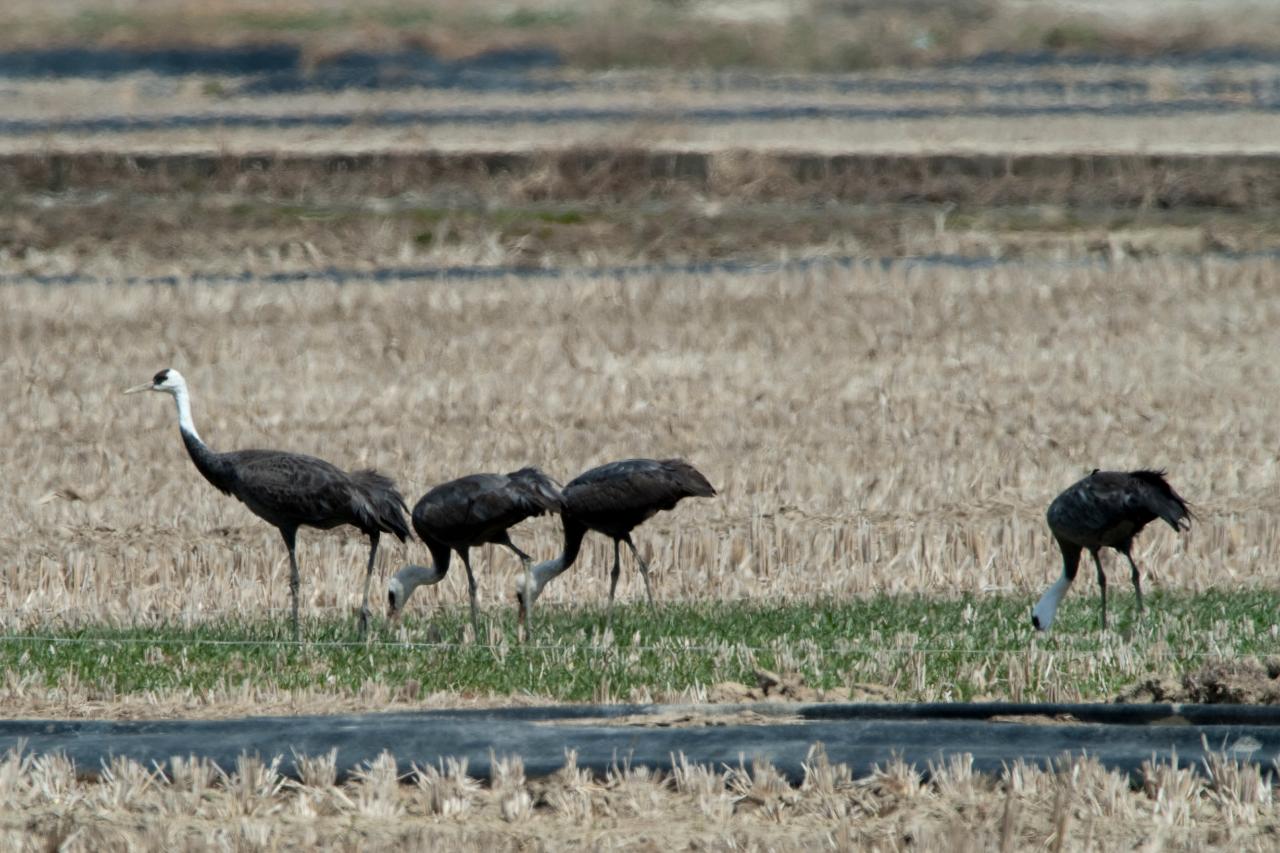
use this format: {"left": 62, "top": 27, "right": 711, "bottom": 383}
{"left": 125, "top": 368, "right": 409, "bottom": 640}
{"left": 513, "top": 458, "right": 716, "bottom": 629}
{"left": 1032, "top": 469, "right": 1192, "bottom": 632}
{"left": 387, "top": 467, "right": 563, "bottom": 638}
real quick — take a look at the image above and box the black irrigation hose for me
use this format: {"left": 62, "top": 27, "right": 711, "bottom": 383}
{"left": 0, "top": 98, "right": 1271, "bottom": 138}
{"left": 236, "top": 72, "right": 1158, "bottom": 98}
{"left": 3, "top": 702, "right": 1277, "bottom": 784}
{"left": 4, "top": 249, "right": 1278, "bottom": 290}
{"left": 0, "top": 253, "right": 1037, "bottom": 289}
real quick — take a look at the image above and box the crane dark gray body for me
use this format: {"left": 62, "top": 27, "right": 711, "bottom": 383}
{"left": 517, "top": 458, "right": 716, "bottom": 624}
{"left": 1032, "top": 469, "right": 1192, "bottom": 632}
{"left": 388, "top": 468, "right": 563, "bottom": 635}
{"left": 127, "top": 368, "right": 409, "bottom": 639}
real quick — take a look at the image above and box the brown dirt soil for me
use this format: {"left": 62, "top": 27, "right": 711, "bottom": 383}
{"left": 5, "top": 151, "right": 1280, "bottom": 278}
{"left": 11, "top": 150, "right": 1280, "bottom": 209}
{"left": 0, "top": 191, "right": 1257, "bottom": 281}
{"left": 705, "top": 668, "right": 897, "bottom": 705}
{"left": 1116, "top": 658, "right": 1280, "bottom": 705}
{"left": 540, "top": 709, "right": 804, "bottom": 728}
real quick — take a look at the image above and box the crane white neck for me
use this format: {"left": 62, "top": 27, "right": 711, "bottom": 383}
{"left": 170, "top": 382, "right": 201, "bottom": 441}
{"left": 389, "top": 564, "right": 445, "bottom": 609}
{"left": 516, "top": 555, "right": 572, "bottom": 606}
{"left": 1031, "top": 570, "right": 1073, "bottom": 632}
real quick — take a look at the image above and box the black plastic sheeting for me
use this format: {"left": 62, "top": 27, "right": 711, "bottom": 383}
{"left": 0, "top": 45, "right": 302, "bottom": 78}
{"left": 3, "top": 702, "right": 1278, "bottom": 784}
{"left": 5, "top": 44, "right": 1280, "bottom": 81}
{"left": 0, "top": 45, "right": 559, "bottom": 81}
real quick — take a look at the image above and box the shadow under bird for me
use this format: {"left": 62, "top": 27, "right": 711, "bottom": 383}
{"left": 125, "top": 368, "right": 410, "bottom": 639}
{"left": 1032, "top": 469, "right": 1192, "bottom": 632}
{"left": 514, "top": 458, "right": 716, "bottom": 629}
{"left": 388, "top": 467, "right": 564, "bottom": 638}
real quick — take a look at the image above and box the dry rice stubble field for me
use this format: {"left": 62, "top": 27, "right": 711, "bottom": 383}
{"left": 4, "top": 746, "right": 1278, "bottom": 852}
{"left": 4, "top": 256, "right": 1279, "bottom": 622}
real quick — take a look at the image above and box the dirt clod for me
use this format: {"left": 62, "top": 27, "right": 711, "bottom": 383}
{"left": 704, "top": 672, "right": 895, "bottom": 705}
{"left": 1115, "top": 658, "right": 1280, "bottom": 705}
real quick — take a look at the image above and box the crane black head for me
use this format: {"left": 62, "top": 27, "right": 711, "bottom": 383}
{"left": 125, "top": 368, "right": 186, "bottom": 396}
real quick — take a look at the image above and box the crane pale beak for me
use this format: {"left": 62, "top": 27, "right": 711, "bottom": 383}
{"left": 123, "top": 383, "right": 154, "bottom": 395}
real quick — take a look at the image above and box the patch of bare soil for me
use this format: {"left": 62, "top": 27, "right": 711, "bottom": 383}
{"left": 7, "top": 152, "right": 1280, "bottom": 279}
{"left": 1116, "top": 658, "right": 1280, "bottom": 705}
{"left": 543, "top": 708, "right": 802, "bottom": 728}
{"left": 706, "top": 669, "right": 896, "bottom": 705}
{"left": 988, "top": 714, "right": 1083, "bottom": 725}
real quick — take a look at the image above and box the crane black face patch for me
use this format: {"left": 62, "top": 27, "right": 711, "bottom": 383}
{"left": 152, "top": 369, "right": 170, "bottom": 385}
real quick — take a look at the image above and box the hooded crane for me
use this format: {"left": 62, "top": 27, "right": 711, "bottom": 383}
{"left": 513, "top": 458, "right": 716, "bottom": 630}
{"left": 1032, "top": 469, "right": 1192, "bottom": 632}
{"left": 125, "top": 368, "right": 409, "bottom": 640}
{"left": 387, "top": 467, "right": 563, "bottom": 638}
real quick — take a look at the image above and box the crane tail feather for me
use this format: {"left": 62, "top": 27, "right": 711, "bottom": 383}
{"left": 1128, "top": 469, "right": 1193, "bottom": 533}
{"left": 507, "top": 466, "right": 567, "bottom": 514}
{"left": 661, "top": 459, "right": 717, "bottom": 498}
{"left": 350, "top": 468, "right": 411, "bottom": 542}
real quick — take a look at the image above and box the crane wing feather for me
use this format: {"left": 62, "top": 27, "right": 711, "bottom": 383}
{"left": 413, "top": 469, "right": 562, "bottom": 538}
{"left": 223, "top": 449, "right": 404, "bottom": 535}
{"left": 1048, "top": 469, "right": 1191, "bottom": 545}
{"left": 566, "top": 458, "right": 714, "bottom": 515}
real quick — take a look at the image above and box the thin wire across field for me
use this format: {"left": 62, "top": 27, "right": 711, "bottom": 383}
{"left": 0, "top": 632, "right": 1248, "bottom": 658}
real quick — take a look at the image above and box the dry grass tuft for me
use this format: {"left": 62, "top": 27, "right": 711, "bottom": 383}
{"left": 351, "top": 750, "right": 404, "bottom": 818}
{"left": 413, "top": 756, "right": 480, "bottom": 818}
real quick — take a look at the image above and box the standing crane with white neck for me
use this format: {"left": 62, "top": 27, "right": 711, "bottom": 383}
{"left": 1032, "top": 468, "right": 1192, "bottom": 632}
{"left": 125, "top": 368, "right": 410, "bottom": 640}
{"left": 514, "top": 458, "right": 716, "bottom": 631}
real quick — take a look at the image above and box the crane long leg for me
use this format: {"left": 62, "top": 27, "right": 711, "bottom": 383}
{"left": 607, "top": 538, "right": 623, "bottom": 624}
{"left": 460, "top": 549, "right": 481, "bottom": 639}
{"left": 1123, "top": 551, "right": 1144, "bottom": 616}
{"left": 357, "top": 531, "right": 381, "bottom": 638}
{"left": 501, "top": 537, "right": 535, "bottom": 642}
{"left": 1091, "top": 549, "right": 1108, "bottom": 631}
{"left": 623, "top": 535, "right": 656, "bottom": 609}
{"left": 279, "top": 526, "right": 301, "bottom": 642}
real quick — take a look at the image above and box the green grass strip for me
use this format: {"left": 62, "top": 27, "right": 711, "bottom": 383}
{"left": 2, "top": 591, "right": 1276, "bottom": 704}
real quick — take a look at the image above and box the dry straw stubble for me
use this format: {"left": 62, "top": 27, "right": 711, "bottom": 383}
{"left": 0, "top": 741, "right": 1276, "bottom": 852}
{"left": 2, "top": 257, "right": 1279, "bottom": 629}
